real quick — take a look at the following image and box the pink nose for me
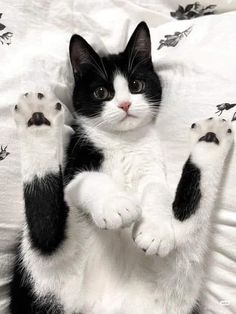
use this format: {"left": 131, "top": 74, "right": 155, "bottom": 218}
{"left": 118, "top": 101, "right": 131, "bottom": 112}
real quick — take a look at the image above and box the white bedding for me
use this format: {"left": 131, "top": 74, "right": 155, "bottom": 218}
{"left": 0, "top": 0, "right": 236, "bottom": 313}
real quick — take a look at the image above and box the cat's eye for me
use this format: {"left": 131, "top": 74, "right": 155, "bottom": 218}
{"left": 129, "top": 80, "right": 145, "bottom": 94}
{"left": 94, "top": 87, "right": 109, "bottom": 100}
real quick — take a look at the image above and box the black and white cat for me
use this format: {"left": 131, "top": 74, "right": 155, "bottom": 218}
{"left": 10, "top": 22, "right": 233, "bottom": 314}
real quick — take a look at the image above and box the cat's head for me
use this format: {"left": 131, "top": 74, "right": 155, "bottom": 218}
{"left": 69, "top": 22, "right": 161, "bottom": 132}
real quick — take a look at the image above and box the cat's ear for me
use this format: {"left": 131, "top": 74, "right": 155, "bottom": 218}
{"left": 124, "top": 22, "right": 151, "bottom": 60}
{"left": 69, "top": 34, "right": 101, "bottom": 74}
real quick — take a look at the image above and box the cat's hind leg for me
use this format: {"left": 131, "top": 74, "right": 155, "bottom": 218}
{"left": 173, "top": 117, "right": 234, "bottom": 244}
{"left": 11, "top": 92, "right": 80, "bottom": 313}
{"left": 13, "top": 92, "right": 68, "bottom": 254}
{"left": 167, "top": 118, "right": 233, "bottom": 314}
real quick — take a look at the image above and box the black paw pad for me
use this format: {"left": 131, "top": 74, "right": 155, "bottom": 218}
{"left": 199, "top": 132, "right": 219, "bottom": 145}
{"left": 55, "top": 102, "right": 62, "bottom": 110}
{"left": 37, "top": 93, "right": 44, "bottom": 99}
{"left": 28, "top": 112, "right": 51, "bottom": 127}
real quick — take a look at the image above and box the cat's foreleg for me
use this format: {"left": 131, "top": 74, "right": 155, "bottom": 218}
{"left": 65, "top": 172, "right": 141, "bottom": 230}
{"left": 132, "top": 165, "right": 175, "bottom": 257}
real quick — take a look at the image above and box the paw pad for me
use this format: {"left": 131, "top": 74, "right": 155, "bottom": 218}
{"left": 27, "top": 112, "right": 51, "bottom": 127}
{"left": 37, "top": 92, "right": 44, "bottom": 99}
{"left": 199, "top": 132, "right": 219, "bottom": 145}
{"left": 55, "top": 102, "right": 62, "bottom": 111}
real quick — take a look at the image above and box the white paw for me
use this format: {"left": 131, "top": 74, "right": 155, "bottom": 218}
{"left": 92, "top": 193, "right": 141, "bottom": 230}
{"left": 132, "top": 218, "right": 175, "bottom": 257}
{"left": 13, "top": 92, "right": 65, "bottom": 136}
{"left": 190, "top": 117, "right": 234, "bottom": 160}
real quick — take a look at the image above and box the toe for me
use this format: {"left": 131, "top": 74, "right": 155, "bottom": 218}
{"left": 106, "top": 213, "right": 122, "bottom": 229}
{"left": 146, "top": 239, "right": 159, "bottom": 255}
{"left": 158, "top": 240, "right": 174, "bottom": 258}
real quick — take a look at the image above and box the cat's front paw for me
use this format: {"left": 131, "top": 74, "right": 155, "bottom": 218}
{"left": 92, "top": 193, "right": 141, "bottom": 230}
{"left": 132, "top": 218, "right": 175, "bottom": 257}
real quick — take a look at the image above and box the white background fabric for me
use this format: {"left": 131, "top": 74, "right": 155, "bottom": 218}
{"left": 0, "top": 0, "right": 236, "bottom": 313}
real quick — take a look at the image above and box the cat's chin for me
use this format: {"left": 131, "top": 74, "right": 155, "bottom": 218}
{"left": 100, "top": 116, "right": 154, "bottom": 133}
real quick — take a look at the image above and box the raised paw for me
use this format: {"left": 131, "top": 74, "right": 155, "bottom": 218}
{"left": 91, "top": 193, "right": 141, "bottom": 230}
{"left": 13, "top": 92, "right": 64, "bottom": 134}
{"left": 190, "top": 118, "right": 234, "bottom": 160}
{"left": 132, "top": 218, "right": 175, "bottom": 258}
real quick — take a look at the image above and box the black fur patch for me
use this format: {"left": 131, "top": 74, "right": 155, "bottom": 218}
{"left": 172, "top": 158, "right": 201, "bottom": 221}
{"left": 64, "top": 124, "right": 104, "bottom": 182}
{"left": 24, "top": 169, "right": 68, "bottom": 254}
{"left": 190, "top": 303, "right": 201, "bottom": 314}
{"left": 10, "top": 245, "right": 64, "bottom": 314}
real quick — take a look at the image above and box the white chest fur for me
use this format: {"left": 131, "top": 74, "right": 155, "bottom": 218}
{"left": 82, "top": 120, "right": 166, "bottom": 193}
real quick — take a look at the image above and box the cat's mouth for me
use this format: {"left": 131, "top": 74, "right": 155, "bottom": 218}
{"left": 120, "top": 113, "right": 137, "bottom": 122}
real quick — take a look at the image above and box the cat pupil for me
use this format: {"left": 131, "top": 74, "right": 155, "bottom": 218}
{"left": 129, "top": 80, "right": 145, "bottom": 94}
{"left": 94, "top": 87, "right": 109, "bottom": 100}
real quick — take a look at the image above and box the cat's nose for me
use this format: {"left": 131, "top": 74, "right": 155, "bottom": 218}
{"left": 118, "top": 101, "right": 131, "bottom": 113}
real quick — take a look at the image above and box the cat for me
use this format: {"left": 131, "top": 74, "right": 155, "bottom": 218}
{"left": 10, "top": 22, "right": 233, "bottom": 314}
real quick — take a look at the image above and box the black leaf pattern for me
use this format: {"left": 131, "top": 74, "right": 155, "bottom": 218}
{"left": 171, "top": 2, "right": 217, "bottom": 20}
{"left": 205, "top": 4, "right": 217, "bottom": 10}
{"left": 215, "top": 103, "right": 236, "bottom": 120}
{"left": 185, "top": 4, "right": 194, "bottom": 12}
{"left": 0, "top": 13, "right": 13, "bottom": 45}
{"left": 0, "top": 23, "right": 6, "bottom": 31}
{"left": 0, "top": 32, "right": 13, "bottom": 45}
{"left": 0, "top": 145, "right": 10, "bottom": 161}
{"left": 178, "top": 5, "right": 185, "bottom": 13}
{"left": 232, "top": 112, "right": 236, "bottom": 121}
{"left": 157, "top": 26, "right": 192, "bottom": 50}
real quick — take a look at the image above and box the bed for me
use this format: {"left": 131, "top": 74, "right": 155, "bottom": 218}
{"left": 0, "top": 0, "right": 235, "bottom": 313}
